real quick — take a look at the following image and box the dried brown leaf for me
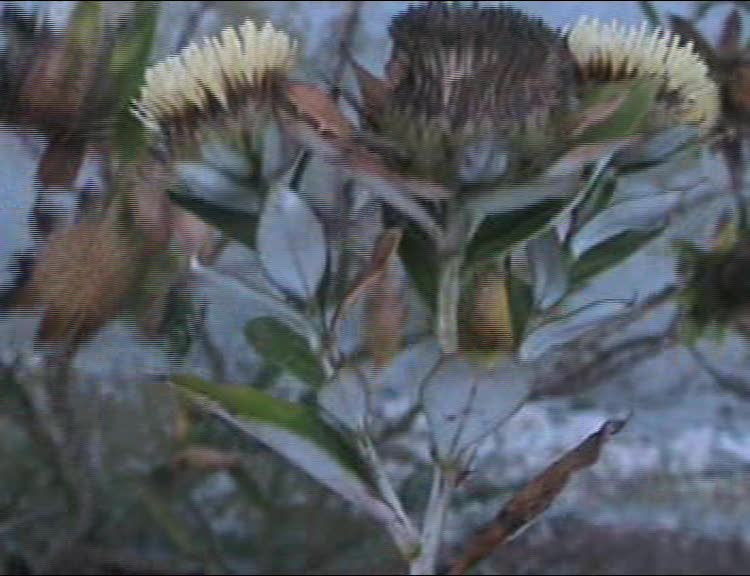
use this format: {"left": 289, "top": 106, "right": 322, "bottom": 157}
{"left": 286, "top": 82, "right": 355, "bottom": 139}
{"left": 350, "top": 58, "right": 390, "bottom": 124}
{"left": 365, "top": 261, "right": 408, "bottom": 368}
{"left": 330, "top": 228, "right": 402, "bottom": 342}
{"left": 447, "top": 418, "right": 628, "bottom": 575}
{"left": 344, "top": 146, "right": 453, "bottom": 200}
{"left": 36, "top": 136, "right": 87, "bottom": 189}
{"left": 172, "top": 446, "right": 241, "bottom": 471}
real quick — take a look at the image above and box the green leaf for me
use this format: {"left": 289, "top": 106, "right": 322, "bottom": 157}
{"left": 109, "top": 3, "right": 159, "bottom": 97}
{"left": 244, "top": 317, "right": 326, "bottom": 389}
{"left": 256, "top": 186, "right": 327, "bottom": 301}
{"left": 172, "top": 375, "right": 399, "bottom": 525}
{"left": 509, "top": 274, "right": 534, "bottom": 343}
{"left": 67, "top": 1, "right": 103, "bottom": 49}
{"left": 169, "top": 189, "right": 259, "bottom": 250}
{"left": 576, "top": 79, "right": 661, "bottom": 143}
{"left": 399, "top": 222, "right": 439, "bottom": 311}
{"left": 110, "top": 2, "right": 160, "bottom": 160}
{"left": 465, "top": 200, "right": 567, "bottom": 266}
{"left": 571, "top": 230, "right": 660, "bottom": 287}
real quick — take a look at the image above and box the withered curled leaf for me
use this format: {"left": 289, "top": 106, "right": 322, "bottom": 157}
{"left": 447, "top": 418, "right": 627, "bottom": 575}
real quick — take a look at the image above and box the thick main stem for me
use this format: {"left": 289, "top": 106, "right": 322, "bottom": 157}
{"left": 409, "top": 466, "right": 457, "bottom": 575}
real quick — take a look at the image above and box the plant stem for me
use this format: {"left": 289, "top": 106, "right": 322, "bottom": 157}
{"left": 410, "top": 466, "right": 457, "bottom": 575}
{"left": 358, "top": 435, "right": 420, "bottom": 559}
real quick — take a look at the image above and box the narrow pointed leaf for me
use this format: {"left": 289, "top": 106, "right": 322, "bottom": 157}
{"left": 519, "top": 300, "right": 631, "bottom": 361}
{"left": 570, "top": 192, "right": 680, "bottom": 257}
{"left": 245, "top": 317, "right": 326, "bottom": 389}
{"left": 173, "top": 375, "right": 398, "bottom": 526}
{"left": 571, "top": 229, "right": 661, "bottom": 286}
{"left": 465, "top": 200, "right": 568, "bottom": 266}
{"left": 464, "top": 173, "right": 580, "bottom": 216}
{"left": 447, "top": 418, "right": 627, "bottom": 575}
{"left": 257, "top": 186, "right": 327, "bottom": 300}
{"left": 615, "top": 126, "right": 699, "bottom": 173}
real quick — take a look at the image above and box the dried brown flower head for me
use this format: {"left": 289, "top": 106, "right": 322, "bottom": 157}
{"left": 11, "top": 217, "right": 144, "bottom": 345}
{"left": 385, "top": 3, "right": 577, "bottom": 138}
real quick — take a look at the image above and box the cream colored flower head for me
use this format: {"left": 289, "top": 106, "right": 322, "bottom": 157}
{"left": 132, "top": 19, "right": 297, "bottom": 135}
{"left": 567, "top": 16, "right": 720, "bottom": 130}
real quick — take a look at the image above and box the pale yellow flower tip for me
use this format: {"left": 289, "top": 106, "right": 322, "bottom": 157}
{"left": 567, "top": 16, "right": 721, "bottom": 131}
{"left": 131, "top": 19, "right": 298, "bottom": 133}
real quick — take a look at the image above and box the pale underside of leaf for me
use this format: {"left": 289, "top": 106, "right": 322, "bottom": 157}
{"left": 421, "top": 355, "right": 532, "bottom": 464}
{"left": 257, "top": 185, "right": 327, "bottom": 300}
{"left": 519, "top": 300, "right": 632, "bottom": 361}
{"left": 570, "top": 191, "right": 682, "bottom": 257}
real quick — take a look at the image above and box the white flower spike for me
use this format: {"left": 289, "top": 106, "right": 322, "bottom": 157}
{"left": 567, "top": 16, "right": 721, "bottom": 130}
{"left": 132, "top": 19, "right": 297, "bottom": 134}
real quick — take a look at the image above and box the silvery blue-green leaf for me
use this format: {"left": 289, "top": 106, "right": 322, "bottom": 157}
{"left": 200, "top": 142, "right": 253, "bottom": 179}
{"left": 570, "top": 192, "right": 681, "bottom": 258}
{"left": 464, "top": 173, "right": 581, "bottom": 217}
{"left": 615, "top": 126, "right": 699, "bottom": 172}
{"left": 570, "top": 230, "right": 661, "bottom": 287}
{"left": 177, "top": 163, "right": 260, "bottom": 204}
{"left": 257, "top": 185, "right": 327, "bottom": 300}
{"left": 528, "top": 230, "right": 568, "bottom": 310}
{"left": 519, "top": 300, "right": 631, "bottom": 361}
{"left": 421, "top": 356, "right": 531, "bottom": 463}
{"left": 318, "top": 366, "right": 369, "bottom": 432}
{"left": 173, "top": 375, "right": 398, "bottom": 527}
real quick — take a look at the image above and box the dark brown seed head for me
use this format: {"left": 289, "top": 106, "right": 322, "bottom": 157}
{"left": 386, "top": 3, "right": 577, "bottom": 137}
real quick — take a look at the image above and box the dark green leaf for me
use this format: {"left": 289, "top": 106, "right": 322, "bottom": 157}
{"left": 67, "top": 1, "right": 103, "bottom": 48}
{"left": 466, "top": 200, "right": 567, "bottom": 266}
{"left": 571, "top": 230, "right": 660, "bottom": 287}
{"left": 169, "top": 189, "right": 258, "bottom": 250}
{"left": 110, "top": 2, "right": 160, "bottom": 160}
{"left": 109, "top": 2, "right": 160, "bottom": 106}
{"left": 172, "top": 375, "right": 380, "bottom": 498}
{"left": 399, "top": 222, "right": 439, "bottom": 311}
{"left": 244, "top": 317, "right": 326, "bottom": 389}
{"left": 509, "top": 274, "right": 533, "bottom": 343}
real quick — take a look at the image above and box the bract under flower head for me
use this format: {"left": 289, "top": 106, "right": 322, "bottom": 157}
{"left": 131, "top": 19, "right": 297, "bottom": 137}
{"left": 567, "top": 16, "right": 721, "bottom": 130}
